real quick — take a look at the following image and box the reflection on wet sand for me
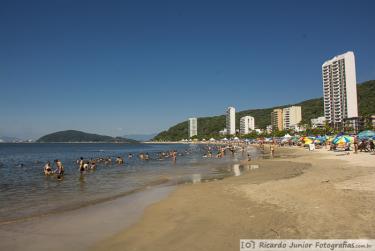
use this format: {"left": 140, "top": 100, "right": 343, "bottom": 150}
{"left": 233, "top": 164, "right": 241, "bottom": 176}
{"left": 191, "top": 174, "right": 202, "bottom": 184}
{"left": 232, "top": 164, "right": 261, "bottom": 177}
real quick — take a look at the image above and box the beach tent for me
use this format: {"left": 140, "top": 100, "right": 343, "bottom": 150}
{"left": 233, "top": 137, "right": 240, "bottom": 141}
{"left": 358, "top": 130, "right": 375, "bottom": 140}
{"left": 209, "top": 138, "right": 215, "bottom": 142}
{"left": 283, "top": 133, "right": 292, "bottom": 138}
{"left": 222, "top": 138, "right": 228, "bottom": 141}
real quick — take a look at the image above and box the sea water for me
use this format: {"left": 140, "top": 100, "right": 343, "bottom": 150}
{"left": 0, "top": 143, "right": 259, "bottom": 223}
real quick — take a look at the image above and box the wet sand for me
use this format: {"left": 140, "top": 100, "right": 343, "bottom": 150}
{"left": 94, "top": 147, "right": 375, "bottom": 251}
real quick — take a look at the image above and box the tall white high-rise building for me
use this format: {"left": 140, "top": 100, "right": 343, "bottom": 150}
{"left": 240, "top": 116, "right": 255, "bottom": 134}
{"left": 282, "top": 106, "right": 302, "bottom": 129}
{"left": 226, "top": 107, "right": 236, "bottom": 135}
{"left": 322, "top": 51, "right": 358, "bottom": 126}
{"left": 188, "top": 118, "right": 197, "bottom": 138}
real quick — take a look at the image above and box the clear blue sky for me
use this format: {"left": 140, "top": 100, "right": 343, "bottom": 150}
{"left": 1, "top": 0, "right": 374, "bottom": 139}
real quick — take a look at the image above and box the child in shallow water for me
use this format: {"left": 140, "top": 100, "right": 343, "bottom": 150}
{"left": 43, "top": 161, "right": 53, "bottom": 175}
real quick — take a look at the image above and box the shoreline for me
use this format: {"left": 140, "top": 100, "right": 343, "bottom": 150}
{"left": 0, "top": 145, "right": 254, "bottom": 251}
{"left": 93, "top": 146, "right": 375, "bottom": 251}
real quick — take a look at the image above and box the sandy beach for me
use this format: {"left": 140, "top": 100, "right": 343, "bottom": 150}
{"left": 93, "top": 146, "right": 375, "bottom": 251}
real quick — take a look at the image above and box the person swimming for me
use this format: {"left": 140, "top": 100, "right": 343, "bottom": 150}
{"left": 43, "top": 161, "right": 53, "bottom": 175}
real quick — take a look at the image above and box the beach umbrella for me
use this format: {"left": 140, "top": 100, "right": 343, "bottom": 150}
{"left": 302, "top": 137, "right": 314, "bottom": 145}
{"left": 326, "top": 136, "right": 334, "bottom": 142}
{"left": 358, "top": 130, "right": 375, "bottom": 140}
{"left": 332, "top": 135, "right": 353, "bottom": 145}
{"left": 314, "top": 136, "right": 327, "bottom": 143}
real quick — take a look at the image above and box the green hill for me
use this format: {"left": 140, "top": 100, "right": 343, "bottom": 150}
{"left": 154, "top": 80, "right": 375, "bottom": 141}
{"left": 37, "top": 130, "right": 139, "bottom": 143}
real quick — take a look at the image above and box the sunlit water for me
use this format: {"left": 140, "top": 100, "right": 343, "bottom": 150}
{"left": 0, "top": 143, "right": 259, "bottom": 223}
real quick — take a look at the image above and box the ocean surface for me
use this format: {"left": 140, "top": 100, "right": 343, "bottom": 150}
{"left": 0, "top": 143, "right": 258, "bottom": 223}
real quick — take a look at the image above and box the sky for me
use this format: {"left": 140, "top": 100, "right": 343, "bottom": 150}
{"left": 1, "top": 0, "right": 375, "bottom": 139}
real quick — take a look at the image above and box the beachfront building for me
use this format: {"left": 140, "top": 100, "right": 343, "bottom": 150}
{"left": 322, "top": 51, "right": 358, "bottom": 129}
{"left": 311, "top": 116, "right": 326, "bottom": 128}
{"left": 188, "top": 117, "right": 197, "bottom": 138}
{"left": 282, "top": 106, "right": 302, "bottom": 130}
{"left": 271, "top": 109, "right": 283, "bottom": 131}
{"left": 219, "top": 128, "right": 227, "bottom": 136}
{"left": 226, "top": 107, "right": 236, "bottom": 135}
{"left": 240, "top": 116, "right": 255, "bottom": 135}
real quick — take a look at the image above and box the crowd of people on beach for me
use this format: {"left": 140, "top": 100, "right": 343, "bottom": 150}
{"left": 354, "top": 138, "right": 375, "bottom": 152}
{"left": 252, "top": 132, "right": 375, "bottom": 157}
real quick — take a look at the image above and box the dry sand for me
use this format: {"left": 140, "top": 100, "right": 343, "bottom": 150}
{"left": 93, "top": 147, "right": 375, "bottom": 251}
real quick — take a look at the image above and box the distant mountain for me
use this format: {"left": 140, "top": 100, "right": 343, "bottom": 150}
{"left": 122, "top": 133, "right": 157, "bottom": 142}
{"left": 37, "top": 130, "right": 139, "bottom": 143}
{"left": 0, "top": 136, "right": 24, "bottom": 143}
{"left": 154, "top": 80, "right": 375, "bottom": 141}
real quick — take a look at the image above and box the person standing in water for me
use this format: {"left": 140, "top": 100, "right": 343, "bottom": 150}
{"left": 89, "top": 160, "right": 96, "bottom": 170}
{"left": 54, "top": 159, "right": 64, "bottom": 179}
{"left": 172, "top": 150, "right": 177, "bottom": 163}
{"left": 78, "top": 157, "right": 85, "bottom": 172}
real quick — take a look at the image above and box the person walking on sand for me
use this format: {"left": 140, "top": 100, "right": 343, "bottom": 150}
{"left": 354, "top": 136, "right": 359, "bottom": 154}
{"left": 270, "top": 144, "right": 275, "bottom": 157}
{"left": 370, "top": 140, "right": 375, "bottom": 152}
